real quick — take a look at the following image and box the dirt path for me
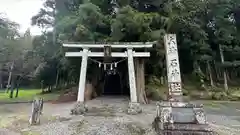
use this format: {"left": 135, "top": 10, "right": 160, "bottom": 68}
{"left": 0, "top": 97, "right": 239, "bottom": 135}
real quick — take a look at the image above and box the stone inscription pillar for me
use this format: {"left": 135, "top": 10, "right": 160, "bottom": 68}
{"left": 164, "top": 34, "right": 183, "bottom": 101}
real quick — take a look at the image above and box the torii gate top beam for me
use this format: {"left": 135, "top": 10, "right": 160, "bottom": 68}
{"left": 63, "top": 42, "right": 155, "bottom": 48}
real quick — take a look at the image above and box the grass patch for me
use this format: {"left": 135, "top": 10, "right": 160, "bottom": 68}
{"left": 0, "top": 89, "right": 60, "bottom": 103}
{"left": 230, "top": 90, "right": 240, "bottom": 99}
{"left": 202, "top": 102, "right": 223, "bottom": 109}
{"left": 21, "top": 131, "right": 40, "bottom": 135}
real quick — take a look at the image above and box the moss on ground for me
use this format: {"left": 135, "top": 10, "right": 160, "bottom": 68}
{"left": 21, "top": 131, "right": 40, "bottom": 135}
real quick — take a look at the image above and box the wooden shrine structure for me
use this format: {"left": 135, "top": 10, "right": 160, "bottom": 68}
{"left": 63, "top": 42, "right": 154, "bottom": 115}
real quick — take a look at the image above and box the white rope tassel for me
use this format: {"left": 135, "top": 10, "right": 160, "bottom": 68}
{"left": 104, "top": 64, "right": 106, "bottom": 70}
{"left": 110, "top": 64, "right": 113, "bottom": 70}
{"left": 114, "top": 62, "right": 117, "bottom": 68}
{"left": 98, "top": 62, "right": 101, "bottom": 68}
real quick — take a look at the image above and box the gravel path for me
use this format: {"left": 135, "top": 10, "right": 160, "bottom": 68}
{"left": 0, "top": 128, "right": 20, "bottom": 135}
{"left": 0, "top": 97, "right": 240, "bottom": 135}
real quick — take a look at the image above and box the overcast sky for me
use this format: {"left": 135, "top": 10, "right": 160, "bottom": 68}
{"left": 0, "top": 0, "right": 44, "bottom": 35}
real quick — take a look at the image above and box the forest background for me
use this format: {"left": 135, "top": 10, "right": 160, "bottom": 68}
{"left": 1, "top": 0, "right": 240, "bottom": 101}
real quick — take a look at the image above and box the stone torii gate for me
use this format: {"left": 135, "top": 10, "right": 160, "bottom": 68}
{"left": 63, "top": 42, "right": 153, "bottom": 115}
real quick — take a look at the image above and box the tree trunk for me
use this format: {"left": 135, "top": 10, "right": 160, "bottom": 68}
{"left": 48, "top": 86, "right": 51, "bottom": 92}
{"left": 232, "top": 69, "right": 236, "bottom": 80}
{"left": 194, "top": 60, "right": 205, "bottom": 89}
{"left": 223, "top": 70, "right": 229, "bottom": 90}
{"left": 0, "top": 64, "right": 2, "bottom": 89}
{"left": 135, "top": 58, "right": 148, "bottom": 104}
{"left": 160, "top": 76, "right": 164, "bottom": 85}
{"left": 226, "top": 70, "right": 231, "bottom": 81}
{"left": 213, "top": 60, "right": 220, "bottom": 81}
{"left": 207, "top": 61, "right": 214, "bottom": 87}
{"left": 55, "top": 70, "right": 59, "bottom": 89}
{"left": 6, "top": 62, "right": 14, "bottom": 93}
{"left": 15, "top": 82, "right": 19, "bottom": 98}
{"left": 41, "top": 80, "right": 44, "bottom": 93}
{"left": 9, "top": 79, "right": 14, "bottom": 98}
{"left": 14, "top": 76, "right": 21, "bottom": 98}
{"left": 84, "top": 80, "right": 96, "bottom": 101}
{"left": 219, "top": 45, "right": 228, "bottom": 91}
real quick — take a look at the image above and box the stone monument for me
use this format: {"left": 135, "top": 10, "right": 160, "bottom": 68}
{"left": 153, "top": 34, "right": 216, "bottom": 134}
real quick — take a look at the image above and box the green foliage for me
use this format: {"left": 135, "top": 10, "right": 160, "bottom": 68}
{"left": 0, "top": 15, "right": 37, "bottom": 83}
{"left": 111, "top": 6, "right": 160, "bottom": 42}
{"left": 145, "top": 76, "right": 168, "bottom": 100}
{"left": 188, "top": 89, "right": 240, "bottom": 101}
{"left": 211, "top": 92, "right": 228, "bottom": 100}
{"left": 2, "top": 0, "right": 240, "bottom": 99}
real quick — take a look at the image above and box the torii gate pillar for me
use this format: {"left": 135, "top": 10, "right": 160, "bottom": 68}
{"left": 126, "top": 48, "right": 142, "bottom": 114}
{"left": 71, "top": 48, "right": 88, "bottom": 115}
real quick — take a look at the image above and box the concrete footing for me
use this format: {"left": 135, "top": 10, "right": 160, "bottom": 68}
{"left": 127, "top": 102, "right": 142, "bottom": 115}
{"left": 71, "top": 101, "right": 88, "bottom": 115}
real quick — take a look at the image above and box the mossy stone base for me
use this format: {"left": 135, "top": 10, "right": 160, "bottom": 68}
{"left": 71, "top": 102, "right": 88, "bottom": 115}
{"left": 127, "top": 102, "right": 142, "bottom": 115}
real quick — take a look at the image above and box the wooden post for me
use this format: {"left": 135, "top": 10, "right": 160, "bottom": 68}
{"left": 29, "top": 98, "right": 43, "bottom": 125}
{"left": 127, "top": 48, "right": 138, "bottom": 103}
{"left": 78, "top": 48, "right": 88, "bottom": 102}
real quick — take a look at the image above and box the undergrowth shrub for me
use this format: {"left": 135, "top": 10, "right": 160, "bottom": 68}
{"left": 146, "top": 75, "right": 240, "bottom": 101}
{"left": 146, "top": 76, "right": 167, "bottom": 101}
{"left": 211, "top": 92, "right": 228, "bottom": 100}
